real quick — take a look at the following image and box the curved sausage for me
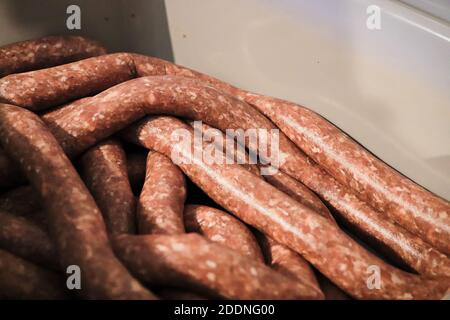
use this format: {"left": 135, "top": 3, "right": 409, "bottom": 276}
{"left": 0, "top": 35, "right": 106, "bottom": 78}
{"left": 122, "top": 115, "right": 449, "bottom": 299}
{"left": 80, "top": 139, "right": 136, "bottom": 235}
{"left": 0, "top": 104, "right": 155, "bottom": 300}
{"left": 0, "top": 249, "right": 66, "bottom": 299}
{"left": 0, "top": 210, "right": 57, "bottom": 268}
{"left": 114, "top": 233, "right": 324, "bottom": 299}
{"left": 43, "top": 75, "right": 283, "bottom": 158}
{"left": 184, "top": 205, "right": 264, "bottom": 262}
{"left": 137, "top": 151, "right": 186, "bottom": 234}
{"left": 244, "top": 94, "right": 450, "bottom": 256}
{"left": 0, "top": 53, "right": 135, "bottom": 111}
{"left": 0, "top": 52, "right": 173, "bottom": 111}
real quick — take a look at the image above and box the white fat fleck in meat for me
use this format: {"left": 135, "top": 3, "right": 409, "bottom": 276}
{"left": 206, "top": 260, "right": 217, "bottom": 269}
{"left": 401, "top": 293, "right": 413, "bottom": 299}
{"left": 206, "top": 272, "right": 216, "bottom": 281}
{"left": 171, "top": 242, "right": 185, "bottom": 252}
{"left": 155, "top": 244, "right": 168, "bottom": 252}
{"left": 211, "top": 234, "right": 225, "bottom": 242}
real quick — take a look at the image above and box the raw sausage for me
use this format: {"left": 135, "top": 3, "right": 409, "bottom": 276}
{"left": 0, "top": 35, "right": 106, "bottom": 77}
{"left": 137, "top": 151, "right": 186, "bottom": 234}
{"left": 0, "top": 249, "right": 66, "bottom": 299}
{"left": 0, "top": 104, "right": 155, "bottom": 300}
{"left": 122, "top": 115, "right": 449, "bottom": 299}
{"left": 80, "top": 139, "right": 136, "bottom": 235}
{"left": 184, "top": 205, "right": 264, "bottom": 262}
{"left": 0, "top": 52, "right": 175, "bottom": 111}
{"left": 0, "top": 53, "right": 135, "bottom": 110}
{"left": 114, "top": 233, "right": 324, "bottom": 299}
{"left": 43, "top": 75, "right": 283, "bottom": 158}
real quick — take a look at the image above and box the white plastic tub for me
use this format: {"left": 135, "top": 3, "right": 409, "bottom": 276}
{"left": 0, "top": 0, "right": 449, "bottom": 199}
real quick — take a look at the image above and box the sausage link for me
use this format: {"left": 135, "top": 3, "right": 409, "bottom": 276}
{"left": 122, "top": 115, "right": 449, "bottom": 299}
{"left": 0, "top": 52, "right": 174, "bottom": 111}
{"left": 114, "top": 233, "right": 323, "bottom": 299}
{"left": 0, "top": 249, "right": 66, "bottom": 299}
{"left": 33, "top": 74, "right": 450, "bottom": 278}
{"left": 43, "top": 75, "right": 282, "bottom": 158}
{"left": 244, "top": 94, "right": 450, "bottom": 256}
{"left": 0, "top": 104, "right": 155, "bottom": 300}
{"left": 126, "top": 152, "right": 147, "bottom": 193}
{"left": 0, "top": 53, "right": 135, "bottom": 111}
{"left": 80, "top": 139, "right": 136, "bottom": 235}
{"left": 138, "top": 151, "right": 186, "bottom": 234}
{"left": 0, "top": 35, "right": 106, "bottom": 78}
{"left": 184, "top": 205, "right": 264, "bottom": 262}
{"left": 0, "top": 210, "right": 57, "bottom": 268}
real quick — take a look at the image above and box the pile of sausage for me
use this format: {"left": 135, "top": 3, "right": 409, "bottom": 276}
{"left": 0, "top": 35, "right": 449, "bottom": 300}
